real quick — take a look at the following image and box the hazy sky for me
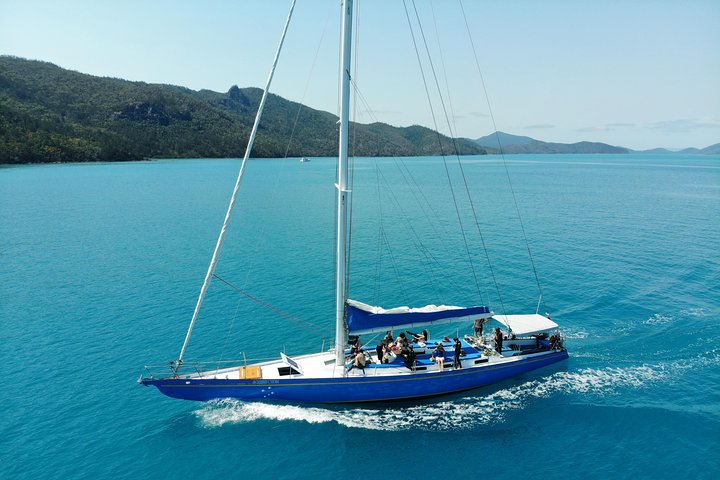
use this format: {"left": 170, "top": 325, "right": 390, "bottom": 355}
{"left": 2, "top": 0, "right": 719, "bottom": 150}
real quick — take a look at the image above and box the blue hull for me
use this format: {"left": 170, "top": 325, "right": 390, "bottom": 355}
{"left": 142, "top": 350, "right": 568, "bottom": 403}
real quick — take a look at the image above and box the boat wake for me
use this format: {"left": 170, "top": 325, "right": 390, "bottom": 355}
{"left": 193, "top": 352, "right": 718, "bottom": 431}
{"left": 644, "top": 313, "right": 675, "bottom": 325}
{"left": 561, "top": 327, "right": 589, "bottom": 339}
{"left": 643, "top": 308, "right": 708, "bottom": 325}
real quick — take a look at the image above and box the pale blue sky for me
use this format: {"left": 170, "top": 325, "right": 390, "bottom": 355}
{"left": 2, "top": 0, "right": 719, "bottom": 150}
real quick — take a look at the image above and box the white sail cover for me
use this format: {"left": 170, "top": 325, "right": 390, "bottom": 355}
{"left": 492, "top": 314, "right": 559, "bottom": 336}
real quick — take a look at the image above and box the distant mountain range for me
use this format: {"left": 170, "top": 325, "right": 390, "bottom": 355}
{"left": 472, "top": 132, "right": 720, "bottom": 155}
{"left": 0, "top": 56, "right": 717, "bottom": 164}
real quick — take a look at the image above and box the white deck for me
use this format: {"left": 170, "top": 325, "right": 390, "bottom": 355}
{"left": 179, "top": 341, "right": 554, "bottom": 381}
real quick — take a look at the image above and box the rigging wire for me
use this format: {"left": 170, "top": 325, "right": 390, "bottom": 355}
{"left": 348, "top": 76, "right": 471, "bottom": 301}
{"left": 217, "top": 295, "right": 244, "bottom": 372}
{"left": 402, "top": 0, "right": 494, "bottom": 309}
{"left": 379, "top": 223, "right": 408, "bottom": 300}
{"left": 429, "top": 1, "right": 459, "bottom": 139}
{"left": 216, "top": 6, "right": 334, "bottom": 357}
{"left": 374, "top": 165, "right": 454, "bottom": 301}
{"left": 176, "top": 0, "right": 298, "bottom": 366}
{"left": 282, "top": 9, "right": 334, "bottom": 160}
{"left": 408, "top": 0, "right": 504, "bottom": 314}
{"left": 373, "top": 166, "right": 384, "bottom": 304}
{"left": 345, "top": 0, "right": 362, "bottom": 304}
{"left": 458, "top": 0, "right": 547, "bottom": 313}
{"left": 212, "top": 274, "right": 330, "bottom": 340}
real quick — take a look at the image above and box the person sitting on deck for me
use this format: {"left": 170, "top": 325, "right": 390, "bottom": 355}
{"left": 346, "top": 349, "right": 367, "bottom": 374}
{"left": 394, "top": 332, "right": 409, "bottom": 354}
{"left": 532, "top": 332, "right": 549, "bottom": 349}
{"left": 384, "top": 330, "right": 394, "bottom": 345}
{"left": 407, "top": 329, "right": 429, "bottom": 344}
{"left": 431, "top": 342, "right": 446, "bottom": 371}
{"left": 347, "top": 343, "right": 359, "bottom": 362}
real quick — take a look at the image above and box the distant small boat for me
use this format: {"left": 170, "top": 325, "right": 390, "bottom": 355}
{"left": 300, "top": 157, "right": 310, "bottom": 163}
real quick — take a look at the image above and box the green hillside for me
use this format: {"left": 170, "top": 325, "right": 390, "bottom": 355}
{"left": 0, "top": 56, "right": 488, "bottom": 164}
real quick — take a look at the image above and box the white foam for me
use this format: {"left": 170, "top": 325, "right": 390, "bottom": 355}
{"left": 562, "top": 328, "right": 589, "bottom": 339}
{"left": 193, "top": 353, "right": 719, "bottom": 431}
{"left": 195, "top": 399, "right": 345, "bottom": 428}
{"left": 680, "top": 308, "right": 708, "bottom": 318}
{"left": 644, "top": 308, "right": 711, "bottom": 326}
{"left": 644, "top": 313, "right": 674, "bottom": 325}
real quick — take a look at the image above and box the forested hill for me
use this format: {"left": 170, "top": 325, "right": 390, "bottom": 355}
{"left": 0, "top": 56, "right": 489, "bottom": 164}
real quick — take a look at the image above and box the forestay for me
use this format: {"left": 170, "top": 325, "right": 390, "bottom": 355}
{"left": 347, "top": 299, "right": 491, "bottom": 335}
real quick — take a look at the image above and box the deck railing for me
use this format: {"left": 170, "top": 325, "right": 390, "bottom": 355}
{"left": 140, "top": 356, "right": 279, "bottom": 380}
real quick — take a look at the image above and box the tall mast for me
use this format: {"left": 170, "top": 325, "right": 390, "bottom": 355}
{"left": 334, "top": 0, "right": 353, "bottom": 367}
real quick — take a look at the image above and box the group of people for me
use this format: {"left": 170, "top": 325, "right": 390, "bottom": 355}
{"left": 348, "top": 318, "right": 511, "bottom": 374}
{"left": 375, "top": 331, "right": 419, "bottom": 369}
{"left": 373, "top": 331, "right": 467, "bottom": 371}
{"left": 430, "top": 337, "right": 466, "bottom": 371}
{"left": 475, "top": 317, "right": 505, "bottom": 354}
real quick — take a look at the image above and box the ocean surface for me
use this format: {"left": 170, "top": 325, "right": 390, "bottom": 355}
{"left": 1, "top": 154, "right": 718, "bottom": 479}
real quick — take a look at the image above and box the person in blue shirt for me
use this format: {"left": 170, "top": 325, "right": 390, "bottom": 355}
{"left": 431, "top": 342, "right": 446, "bottom": 371}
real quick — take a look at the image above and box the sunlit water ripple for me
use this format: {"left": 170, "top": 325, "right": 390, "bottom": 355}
{"left": 1, "top": 154, "right": 718, "bottom": 479}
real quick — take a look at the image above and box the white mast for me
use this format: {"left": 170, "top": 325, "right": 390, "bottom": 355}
{"left": 176, "top": 0, "right": 297, "bottom": 367}
{"left": 334, "top": 0, "right": 353, "bottom": 366}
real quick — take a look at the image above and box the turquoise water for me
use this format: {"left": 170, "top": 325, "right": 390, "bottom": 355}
{"left": 1, "top": 154, "right": 718, "bottom": 479}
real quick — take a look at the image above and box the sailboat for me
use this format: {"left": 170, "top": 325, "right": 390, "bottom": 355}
{"left": 140, "top": 0, "right": 568, "bottom": 403}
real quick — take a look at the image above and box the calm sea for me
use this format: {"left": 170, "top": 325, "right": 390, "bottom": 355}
{"left": 1, "top": 154, "right": 718, "bottom": 479}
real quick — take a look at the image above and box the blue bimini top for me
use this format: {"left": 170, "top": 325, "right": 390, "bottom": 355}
{"left": 346, "top": 299, "right": 492, "bottom": 335}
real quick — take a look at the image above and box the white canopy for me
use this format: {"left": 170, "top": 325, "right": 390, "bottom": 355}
{"left": 492, "top": 314, "right": 559, "bottom": 336}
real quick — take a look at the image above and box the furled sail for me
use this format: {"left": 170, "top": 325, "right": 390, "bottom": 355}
{"left": 347, "top": 299, "right": 492, "bottom": 335}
